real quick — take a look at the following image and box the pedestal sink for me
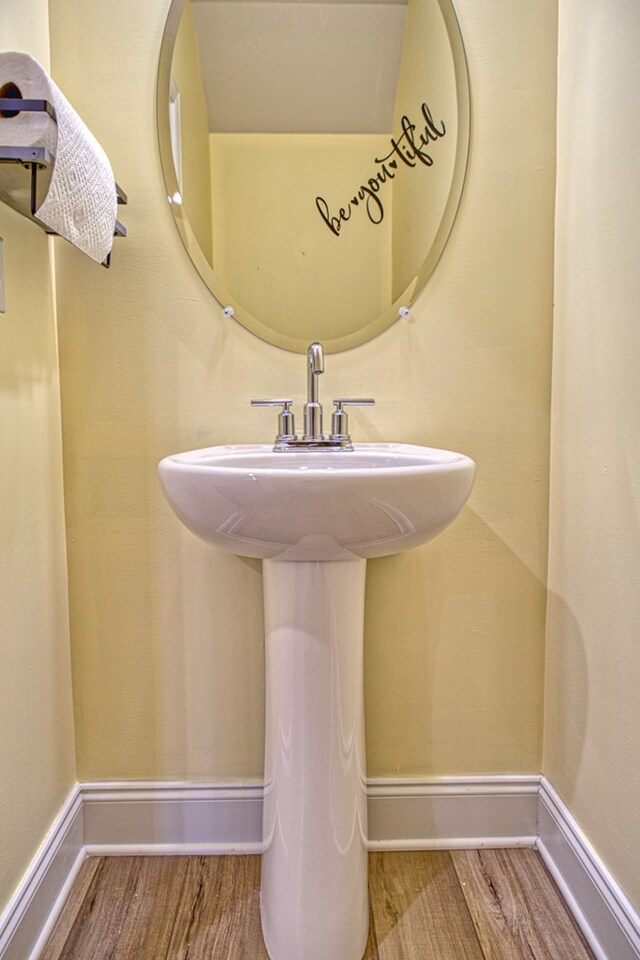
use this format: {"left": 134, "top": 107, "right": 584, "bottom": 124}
{"left": 159, "top": 440, "right": 474, "bottom": 960}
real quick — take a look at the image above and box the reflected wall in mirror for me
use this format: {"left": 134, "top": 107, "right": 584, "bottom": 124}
{"left": 157, "top": 0, "right": 469, "bottom": 352}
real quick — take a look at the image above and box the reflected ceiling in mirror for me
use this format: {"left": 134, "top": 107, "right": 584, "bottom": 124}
{"left": 157, "top": 0, "right": 469, "bottom": 352}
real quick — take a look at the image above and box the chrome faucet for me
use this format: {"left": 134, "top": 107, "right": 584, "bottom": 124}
{"left": 304, "top": 341, "right": 324, "bottom": 441}
{"left": 251, "top": 342, "right": 374, "bottom": 451}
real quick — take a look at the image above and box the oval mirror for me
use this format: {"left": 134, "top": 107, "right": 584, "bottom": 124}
{"left": 157, "top": 0, "right": 469, "bottom": 353}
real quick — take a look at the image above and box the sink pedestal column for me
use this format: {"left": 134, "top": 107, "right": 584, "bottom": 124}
{"left": 261, "top": 557, "right": 369, "bottom": 960}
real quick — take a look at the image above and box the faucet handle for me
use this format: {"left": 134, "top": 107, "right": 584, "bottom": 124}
{"left": 330, "top": 398, "right": 375, "bottom": 440}
{"left": 250, "top": 398, "right": 296, "bottom": 440}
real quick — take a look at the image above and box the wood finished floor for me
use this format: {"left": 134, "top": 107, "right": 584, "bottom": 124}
{"left": 41, "top": 850, "right": 596, "bottom": 960}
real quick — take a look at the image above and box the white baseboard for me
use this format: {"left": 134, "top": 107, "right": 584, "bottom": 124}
{"left": 366, "top": 775, "right": 539, "bottom": 849}
{"left": 537, "top": 779, "right": 640, "bottom": 960}
{"left": 0, "top": 787, "right": 85, "bottom": 960}
{"left": 81, "top": 781, "right": 264, "bottom": 856}
{"left": 80, "top": 775, "right": 539, "bottom": 856}
{"left": 1, "top": 775, "right": 637, "bottom": 960}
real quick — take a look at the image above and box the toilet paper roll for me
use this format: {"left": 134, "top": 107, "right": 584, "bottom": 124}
{"left": 0, "top": 52, "right": 117, "bottom": 263}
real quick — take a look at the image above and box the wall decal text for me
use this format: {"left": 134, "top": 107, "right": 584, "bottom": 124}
{"left": 315, "top": 102, "right": 447, "bottom": 237}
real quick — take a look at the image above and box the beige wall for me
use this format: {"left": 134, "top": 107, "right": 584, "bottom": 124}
{"left": 48, "top": 0, "right": 556, "bottom": 783}
{"left": 546, "top": 0, "right": 640, "bottom": 908}
{"left": 0, "top": 2, "right": 76, "bottom": 914}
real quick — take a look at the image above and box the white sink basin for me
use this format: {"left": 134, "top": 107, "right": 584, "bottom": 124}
{"left": 158, "top": 442, "right": 475, "bottom": 562}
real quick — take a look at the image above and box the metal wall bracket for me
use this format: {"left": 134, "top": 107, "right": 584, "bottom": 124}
{"left": 0, "top": 97, "right": 127, "bottom": 267}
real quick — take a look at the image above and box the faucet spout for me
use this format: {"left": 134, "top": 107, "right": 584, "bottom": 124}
{"left": 304, "top": 341, "right": 324, "bottom": 439}
{"left": 251, "top": 339, "right": 374, "bottom": 450}
{"left": 307, "top": 341, "right": 324, "bottom": 402}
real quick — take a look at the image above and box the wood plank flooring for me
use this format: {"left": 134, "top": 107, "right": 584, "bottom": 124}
{"left": 41, "top": 850, "right": 595, "bottom": 960}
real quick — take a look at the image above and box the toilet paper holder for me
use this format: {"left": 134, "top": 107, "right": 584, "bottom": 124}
{"left": 0, "top": 97, "right": 127, "bottom": 267}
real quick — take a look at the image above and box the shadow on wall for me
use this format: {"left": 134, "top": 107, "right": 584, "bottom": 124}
{"left": 147, "top": 502, "right": 586, "bottom": 783}
{"left": 152, "top": 506, "right": 266, "bottom": 780}
{"left": 364, "top": 508, "right": 585, "bottom": 779}
{"left": 544, "top": 589, "right": 589, "bottom": 803}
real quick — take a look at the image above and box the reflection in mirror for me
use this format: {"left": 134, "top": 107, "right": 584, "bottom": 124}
{"left": 158, "top": 0, "right": 469, "bottom": 352}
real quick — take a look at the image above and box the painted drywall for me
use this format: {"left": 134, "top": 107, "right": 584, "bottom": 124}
{"left": 546, "top": 0, "right": 640, "bottom": 908}
{"left": 48, "top": 0, "right": 555, "bottom": 781}
{"left": 0, "top": 3, "right": 76, "bottom": 915}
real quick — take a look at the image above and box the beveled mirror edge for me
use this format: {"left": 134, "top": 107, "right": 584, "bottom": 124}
{"left": 413, "top": 0, "right": 470, "bottom": 296}
{"left": 156, "top": 0, "right": 470, "bottom": 354}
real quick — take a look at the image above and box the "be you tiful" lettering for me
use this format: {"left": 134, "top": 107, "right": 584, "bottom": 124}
{"left": 315, "top": 101, "right": 447, "bottom": 236}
